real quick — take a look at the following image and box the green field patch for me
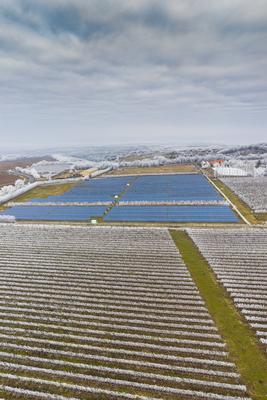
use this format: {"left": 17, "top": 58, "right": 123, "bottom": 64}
{"left": 255, "top": 212, "right": 267, "bottom": 222}
{"left": 12, "top": 183, "right": 75, "bottom": 203}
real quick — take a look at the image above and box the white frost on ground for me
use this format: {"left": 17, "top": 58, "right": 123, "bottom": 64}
{"left": 221, "top": 177, "right": 267, "bottom": 212}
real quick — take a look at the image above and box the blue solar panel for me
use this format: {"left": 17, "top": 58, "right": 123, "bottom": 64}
{"left": 105, "top": 205, "right": 239, "bottom": 223}
{"left": 1, "top": 206, "right": 107, "bottom": 221}
{"left": 27, "top": 177, "right": 134, "bottom": 204}
{"left": 122, "top": 174, "right": 222, "bottom": 202}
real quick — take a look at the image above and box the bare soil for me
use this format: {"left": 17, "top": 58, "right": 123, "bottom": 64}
{"left": 0, "top": 156, "right": 53, "bottom": 188}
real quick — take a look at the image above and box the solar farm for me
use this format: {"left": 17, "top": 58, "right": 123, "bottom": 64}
{"left": 0, "top": 167, "right": 266, "bottom": 400}
{"left": 1, "top": 1, "right": 267, "bottom": 397}
{"left": 0, "top": 173, "right": 239, "bottom": 223}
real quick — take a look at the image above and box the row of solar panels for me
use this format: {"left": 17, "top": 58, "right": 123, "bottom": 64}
{"left": 27, "top": 176, "right": 134, "bottom": 204}
{"left": 105, "top": 205, "right": 239, "bottom": 222}
{"left": 122, "top": 174, "right": 221, "bottom": 202}
{"left": 1, "top": 205, "right": 239, "bottom": 222}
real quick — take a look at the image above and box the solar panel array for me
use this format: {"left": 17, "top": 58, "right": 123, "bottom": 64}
{"left": 1, "top": 205, "right": 107, "bottom": 221}
{"left": 122, "top": 174, "right": 221, "bottom": 202}
{"left": 105, "top": 205, "right": 239, "bottom": 223}
{"left": 28, "top": 176, "right": 133, "bottom": 204}
{"left": 1, "top": 173, "right": 239, "bottom": 223}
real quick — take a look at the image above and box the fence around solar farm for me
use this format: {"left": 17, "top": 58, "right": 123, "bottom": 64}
{"left": 0, "top": 225, "right": 251, "bottom": 400}
{"left": 221, "top": 177, "right": 267, "bottom": 213}
{"left": 188, "top": 228, "right": 267, "bottom": 351}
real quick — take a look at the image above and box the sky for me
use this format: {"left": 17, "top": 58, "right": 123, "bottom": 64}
{"left": 0, "top": 0, "right": 267, "bottom": 149}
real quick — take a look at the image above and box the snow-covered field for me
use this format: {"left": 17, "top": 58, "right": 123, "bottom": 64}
{"left": 188, "top": 228, "right": 267, "bottom": 351}
{"left": 2, "top": 143, "right": 267, "bottom": 181}
{"left": 221, "top": 177, "right": 267, "bottom": 212}
{"left": 0, "top": 224, "right": 250, "bottom": 399}
{"left": 214, "top": 167, "right": 249, "bottom": 177}
{"left": 15, "top": 161, "right": 74, "bottom": 179}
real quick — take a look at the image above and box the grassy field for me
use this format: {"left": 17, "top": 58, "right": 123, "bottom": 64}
{"left": 256, "top": 212, "right": 267, "bottom": 221}
{"left": 107, "top": 163, "right": 198, "bottom": 176}
{"left": 170, "top": 230, "right": 267, "bottom": 400}
{"left": 12, "top": 183, "right": 75, "bottom": 203}
{"left": 211, "top": 178, "right": 261, "bottom": 224}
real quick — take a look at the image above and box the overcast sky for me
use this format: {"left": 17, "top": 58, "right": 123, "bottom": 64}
{"left": 0, "top": 0, "right": 267, "bottom": 149}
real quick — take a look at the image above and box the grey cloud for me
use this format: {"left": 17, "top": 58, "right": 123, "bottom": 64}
{"left": 0, "top": 0, "right": 266, "bottom": 147}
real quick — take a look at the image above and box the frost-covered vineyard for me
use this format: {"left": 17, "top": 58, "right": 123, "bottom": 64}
{"left": 221, "top": 177, "right": 267, "bottom": 213}
{"left": 0, "top": 224, "right": 250, "bottom": 400}
{"left": 188, "top": 229, "right": 267, "bottom": 351}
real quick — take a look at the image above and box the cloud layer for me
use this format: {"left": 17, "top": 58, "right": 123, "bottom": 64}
{"left": 0, "top": 0, "right": 267, "bottom": 147}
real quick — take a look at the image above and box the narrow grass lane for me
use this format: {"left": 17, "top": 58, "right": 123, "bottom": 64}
{"left": 211, "top": 179, "right": 260, "bottom": 224}
{"left": 170, "top": 229, "right": 267, "bottom": 400}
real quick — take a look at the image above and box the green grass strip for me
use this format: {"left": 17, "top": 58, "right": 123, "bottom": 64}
{"left": 211, "top": 178, "right": 260, "bottom": 225}
{"left": 13, "top": 183, "right": 75, "bottom": 203}
{"left": 212, "top": 177, "right": 267, "bottom": 223}
{"left": 170, "top": 229, "right": 267, "bottom": 400}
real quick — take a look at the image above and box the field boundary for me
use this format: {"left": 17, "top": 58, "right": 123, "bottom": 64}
{"left": 203, "top": 174, "right": 251, "bottom": 225}
{"left": 211, "top": 178, "right": 263, "bottom": 225}
{"left": 105, "top": 164, "right": 198, "bottom": 176}
{"left": 170, "top": 229, "right": 267, "bottom": 400}
{"left": 105, "top": 171, "right": 199, "bottom": 177}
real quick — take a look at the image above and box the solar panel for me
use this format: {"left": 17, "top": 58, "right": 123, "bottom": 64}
{"left": 26, "top": 176, "right": 134, "bottom": 204}
{"left": 1, "top": 205, "right": 107, "bottom": 221}
{"left": 121, "top": 174, "right": 222, "bottom": 202}
{"left": 105, "top": 205, "right": 239, "bottom": 223}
